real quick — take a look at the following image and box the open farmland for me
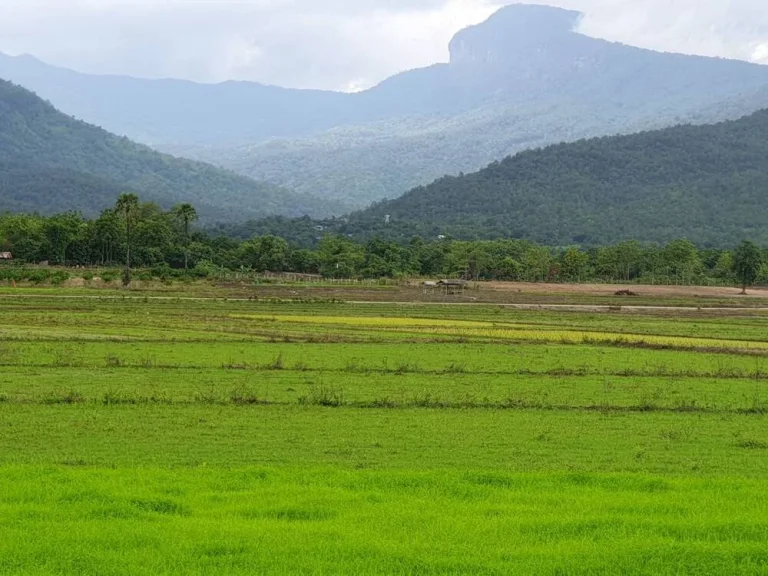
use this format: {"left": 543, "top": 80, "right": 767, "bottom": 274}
{"left": 1, "top": 289, "right": 768, "bottom": 574}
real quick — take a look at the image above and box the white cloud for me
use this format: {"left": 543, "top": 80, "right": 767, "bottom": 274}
{"left": 0, "top": 0, "right": 767, "bottom": 90}
{"left": 752, "top": 43, "right": 768, "bottom": 63}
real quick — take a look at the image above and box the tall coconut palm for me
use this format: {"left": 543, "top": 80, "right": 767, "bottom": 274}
{"left": 115, "top": 193, "right": 140, "bottom": 286}
{"left": 172, "top": 203, "right": 198, "bottom": 271}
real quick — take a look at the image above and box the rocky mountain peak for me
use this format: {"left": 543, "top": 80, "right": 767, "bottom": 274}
{"left": 449, "top": 4, "right": 583, "bottom": 66}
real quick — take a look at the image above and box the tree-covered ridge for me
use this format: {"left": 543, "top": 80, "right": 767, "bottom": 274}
{"left": 0, "top": 79, "right": 344, "bottom": 220}
{"left": 343, "top": 108, "right": 768, "bottom": 247}
{"left": 1, "top": 198, "right": 766, "bottom": 290}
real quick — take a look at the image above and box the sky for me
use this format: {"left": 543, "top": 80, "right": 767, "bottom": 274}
{"left": 1, "top": 0, "right": 768, "bottom": 91}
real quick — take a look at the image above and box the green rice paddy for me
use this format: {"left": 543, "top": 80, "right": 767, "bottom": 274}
{"left": 1, "top": 291, "right": 768, "bottom": 574}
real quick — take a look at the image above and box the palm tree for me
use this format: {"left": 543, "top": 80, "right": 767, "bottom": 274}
{"left": 115, "top": 193, "right": 140, "bottom": 286}
{"left": 172, "top": 203, "right": 198, "bottom": 271}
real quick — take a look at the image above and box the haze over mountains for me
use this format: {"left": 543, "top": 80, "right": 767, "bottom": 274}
{"left": 3, "top": 4, "right": 768, "bottom": 211}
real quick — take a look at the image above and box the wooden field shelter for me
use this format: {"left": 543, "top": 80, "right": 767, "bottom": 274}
{"left": 437, "top": 279, "right": 467, "bottom": 295}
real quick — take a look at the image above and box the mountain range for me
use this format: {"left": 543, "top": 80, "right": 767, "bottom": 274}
{"left": 3, "top": 4, "right": 768, "bottom": 209}
{"left": 0, "top": 79, "right": 342, "bottom": 219}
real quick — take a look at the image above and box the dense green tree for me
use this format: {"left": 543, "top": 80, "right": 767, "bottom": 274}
{"left": 289, "top": 249, "right": 320, "bottom": 274}
{"left": 238, "top": 235, "right": 290, "bottom": 273}
{"left": 89, "top": 210, "right": 123, "bottom": 266}
{"left": 561, "top": 247, "right": 590, "bottom": 282}
{"left": 733, "top": 241, "right": 763, "bottom": 294}
{"left": 0, "top": 213, "right": 45, "bottom": 262}
{"left": 317, "top": 236, "right": 365, "bottom": 279}
{"left": 42, "top": 212, "right": 83, "bottom": 265}
{"left": 521, "top": 246, "right": 553, "bottom": 282}
{"left": 132, "top": 204, "right": 176, "bottom": 267}
{"left": 713, "top": 252, "right": 735, "bottom": 281}
{"left": 663, "top": 240, "right": 702, "bottom": 284}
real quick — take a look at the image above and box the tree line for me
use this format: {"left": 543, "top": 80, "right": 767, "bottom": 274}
{"left": 0, "top": 196, "right": 765, "bottom": 290}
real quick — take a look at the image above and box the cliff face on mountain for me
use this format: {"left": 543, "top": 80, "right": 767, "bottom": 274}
{"left": 449, "top": 5, "right": 584, "bottom": 66}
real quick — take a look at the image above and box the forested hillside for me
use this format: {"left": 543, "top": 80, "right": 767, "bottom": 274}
{"left": 344, "top": 109, "right": 768, "bottom": 246}
{"left": 0, "top": 79, "right": 342, "bottom": 219}
{"left": 4, "top": 5, "right": 768, "bottom": 207}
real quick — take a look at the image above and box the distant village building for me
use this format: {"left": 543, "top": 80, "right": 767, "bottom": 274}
{"left": 0, "top": 252, "right": 12, "bottom": 261}
{"left": 422, "top": 279, "right": 467, "bottom": 295}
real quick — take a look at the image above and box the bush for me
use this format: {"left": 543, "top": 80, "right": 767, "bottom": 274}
{"left": 27, "top": 269, "right": 50, "bottom": 284}
{"left": 0, "top": 267, "right": 22, "bottom": 282}
{"left": 191, "top": 260, "right": 225, "bottom": 279}
{"left": 151, "top": 263, "right": 173, "bottom": 280}
{"left": 49, "top": 271, "right": 70, "bottom": 285}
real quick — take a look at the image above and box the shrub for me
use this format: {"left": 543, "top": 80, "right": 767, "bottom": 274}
{"left": 151, "top": 263, "right": 173, "bottom": 280}
{"left": 27, "top": 269, "right": 50, "bottom": 284}
{"left": 49, "top": 271, "right": 70, "bottom": 285}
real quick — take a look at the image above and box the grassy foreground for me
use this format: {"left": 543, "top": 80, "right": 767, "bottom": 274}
{"left": 2, "top": 468, "right": 768, "bottom": 575}
{"left": 1, "top": 290, "right": 768, "bottom": 574}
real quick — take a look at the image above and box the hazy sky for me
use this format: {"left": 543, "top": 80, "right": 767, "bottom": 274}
{"left": 2, "top": 0, "right": 767, "bottom": 91}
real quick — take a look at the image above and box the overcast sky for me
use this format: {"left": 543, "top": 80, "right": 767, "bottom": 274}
{"left": 2, "top": 0, "right": 768, "bottom": 91}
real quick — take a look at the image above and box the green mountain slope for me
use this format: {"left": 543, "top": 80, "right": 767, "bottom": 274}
{"left": 341, "top": 109, "right": 768, "bottom": 247}
{"left": 0, "top": 79, "right": 343, "bottom": 219}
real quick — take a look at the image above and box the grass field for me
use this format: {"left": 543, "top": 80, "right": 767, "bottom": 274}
{"left": 1, "top": 287, "right": 768, "bottom": 574}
